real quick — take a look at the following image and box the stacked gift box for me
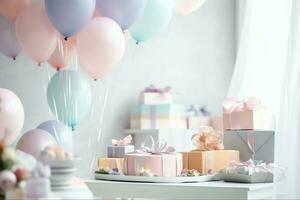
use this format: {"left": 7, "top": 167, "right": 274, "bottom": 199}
{"left": 222, "top": 97, "right": 275, "bottom": 163}
{"left": 129, "top": 85, "right": 224, "bottom": 152}
{"left": 130, "top": 85, "right": 187, "bottom": 130}
{"left": 97, "top": 88, "right": 277, "bottom": 182}
{"left": 98, "top": 135, "right": 135, "bottom": 175}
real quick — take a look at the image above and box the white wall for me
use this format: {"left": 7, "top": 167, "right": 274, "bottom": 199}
{"left": 0, "top": 0, "right": 236, "bottom": 178}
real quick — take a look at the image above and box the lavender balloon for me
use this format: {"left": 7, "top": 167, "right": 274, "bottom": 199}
{"left": 0, "top": 15, "right": 21, "bottom": 60}
{"left": 96, "top": 0, "right": 147, "bottom": 30}
{"left": 38, "top": 120, "right": 73, "bottom": 154}
{"left": 16, "top": 129, "right": 56, "bottom": 159}
{"left": 45, "top": 0, "right": 96, "bottom": 38}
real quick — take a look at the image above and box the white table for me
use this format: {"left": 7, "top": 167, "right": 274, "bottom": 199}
{"left": 85, "top": 180, "right": 280, "bottom": 200}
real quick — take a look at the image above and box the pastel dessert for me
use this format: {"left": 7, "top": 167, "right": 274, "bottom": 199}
{"left": 39, "top": 145, "right": 72, "bottom": 162}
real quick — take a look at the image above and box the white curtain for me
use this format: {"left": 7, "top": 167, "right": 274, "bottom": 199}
{"left": 229, "top": 0, "right": 300, "bottom": 198}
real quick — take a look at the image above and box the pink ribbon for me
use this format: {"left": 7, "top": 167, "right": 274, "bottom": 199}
{"left": 137, "top": 136, "right": 176, "bottom": 155}
{"left": 222, "top": 97, "right": 262, "bottom": 114}
{"left": 111, "top": 135, "right": 132, "bottom": 146}
{"left": 191, "top": 127, "right": 224, "bottom": 151}
{"left": 143, "top": 84, "right": 172, "bottom": 95}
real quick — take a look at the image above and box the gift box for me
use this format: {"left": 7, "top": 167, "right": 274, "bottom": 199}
{"left": 107, "top": 135, "right": 135, "bottom": 158}
{"left": 182, "top": 150, "right": 239, "bottom": 174}
{"left": 107, "top": 145, "right": 135, "bottom": 158}
{"left": 223, "top": 130, "right": 275, "bottom": 163}
{"left": 98, "top": 158, "right": 124, "bottom": 174}
{"left": 186, "top": 106, "right": 211, "bottom": 129}
{"left": 130, "top": 104, "right": 187, "bottom": 129}
{"left": 130, "top": 129, "right": 194, "bottom": 152}
{"left": 211, "top": 116, "right": 223, "bottom": 131}
{"left": 219, "top": 159, "right": 275, "bottom": 183}
{"left": 141, "top": 85, "right": 174, "bottom": 105}
{"left": 188, "top": 117, "right": 211, "bottom": 129}
{"left": 141, "top": 93, "right": 173, "bottom": 105}
{"left": 124, "top": 137, "right": 182, "bottom": 177}
{"left": 222, "top": 97, "right": 274, "bottom": 130}
{"left": 181, "top": 127, "right": 239, "bottom": 174}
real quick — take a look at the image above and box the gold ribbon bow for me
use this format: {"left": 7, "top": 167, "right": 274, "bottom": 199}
{"left": 191, "top": 127, "right": 224, "bottom": 151}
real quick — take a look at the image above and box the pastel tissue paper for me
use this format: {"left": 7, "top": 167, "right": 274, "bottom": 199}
{"left": 222, "top": 97, "right": 274, "bottom": 130}
{"left": 182, "top": 127, "right": 239, "bottom": 174}
{"left": 187, "top": 105, "right": 211, "bottom": 129}
{"left": 141, "top": 85, "right": 174, "bottom": 105}
{"left": 130, "top": 104, "right": 187, "bottom": 129}
{"left": 219, "top": 159, "right": 279, "bottom": 183}
{"left": 107, "top": 135, "right": 135, "bottom": 158}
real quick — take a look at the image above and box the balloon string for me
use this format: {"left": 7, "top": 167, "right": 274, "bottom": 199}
{"left": 97, "top": 81, "right": 109, "bottom": 142}
{"left": 87, "top": 80, "right": 110, "bottom": 175}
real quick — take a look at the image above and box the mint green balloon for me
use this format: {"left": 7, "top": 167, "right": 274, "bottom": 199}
{"left": 129, "top": 0, "right": 173, "bottom": 43}
{"left": 47, "top": 70, "right": 91, "bottom": 130}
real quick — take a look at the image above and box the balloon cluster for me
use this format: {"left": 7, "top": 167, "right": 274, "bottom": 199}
{"left": 0, "top": 0, "right": 207, "bottom": 131}
{"left": 0, "top": 0, "right": 207, "bottom": 80}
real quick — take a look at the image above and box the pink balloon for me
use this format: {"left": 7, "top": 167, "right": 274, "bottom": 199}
{"left": 15, "top": 4, "right": 58, "bottom": 65}
{"left": 173, "top": 0, "right": 206, "bottom": 16}
{"left": 16, "top": 129, "right": 56, "bottom": 159}
{"left": 0, "top": 0, "right": 31, "bottom": 21}
{"left": 0, "top": 89, "right": 24, "bottom": 145}
{"left": 48, "top": 37, "right": 76, "bottom": 71}
{"left": 77, "top": 17, "right": 125, "bottom": 80}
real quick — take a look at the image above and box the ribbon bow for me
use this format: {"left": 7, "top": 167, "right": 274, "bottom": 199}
{"left": 222, "top": 97, "right": 262, "bottom": 114}
{"left": 138, "top": 136, "right": 176, "bottom": 155}
{"left": 111, "top": 135, "right": 132, "bottom": 146}
{"left": 187, "top": 105, "right": 211, "bottom": 117}
{"left": 191, "top": 127, "right": 224, "bottom": 151}
{"left": 227, "top": 159, "right": 275, "bottom": 175}
{"left": 143, "top": 84, "right": 172, "bottom": 94}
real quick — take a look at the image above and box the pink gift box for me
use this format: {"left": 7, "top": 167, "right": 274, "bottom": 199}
{"left": 223, "top": 109, "right": 273, "bottom": 130}
{"left": 124, "top": 153, "right": 182, "bottom": 177}
{"left": 211, "top": 116, "right": 223, "bottom": 131}
{"left": 222, "top": 97, "right": 274, "bottom": 130}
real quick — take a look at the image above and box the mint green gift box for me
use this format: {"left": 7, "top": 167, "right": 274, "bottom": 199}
{"left": 130, "top": 104, "right": 187, "bottom": 117}
{"left": 130, "top": 104, "right": 187, "bottom": 129}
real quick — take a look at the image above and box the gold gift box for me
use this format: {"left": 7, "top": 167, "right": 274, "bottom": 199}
{"left": 98, "top": 158, "right": 124, "bottom": 174}
{"left": 182, "top": 150, "right": 239, "bottom": 174}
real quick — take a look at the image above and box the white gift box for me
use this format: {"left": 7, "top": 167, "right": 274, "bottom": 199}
{"left": 223, "top": 130, "right": 275, "bottom": 162}
{"left": 125, "top": 129, "right": 195, "bottom": 152}
{"left": 187, "top": 116, "right": 211, "bottom": 129}
{"left": 141, "top": 92, "right": 174, "bottom": 105}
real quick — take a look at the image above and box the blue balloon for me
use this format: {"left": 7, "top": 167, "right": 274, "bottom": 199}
{"left": 45, "top": 0, "right": 96, "bottom": 38}
{"left": 37, "top": 120, "right": 72, "bottom": 143}
{"left": 47, "top": 70, "right": 92, "bottom": 130}
{"left": 129, "top": 0, "right": 173, "bottom": 43}
{"left": 37, "top": 120, "right": 73, "bottom": 153}
{"left": 96, "top": 0, "right": 147, "bottom": 30}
